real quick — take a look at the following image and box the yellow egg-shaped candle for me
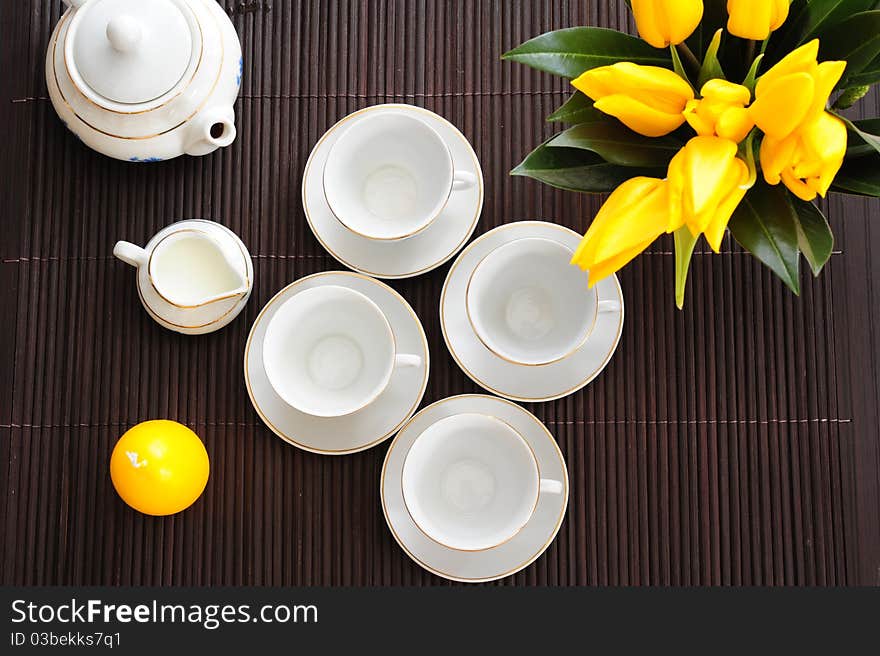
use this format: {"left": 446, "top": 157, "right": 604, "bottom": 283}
{"left": 110, "top": 420, "right": 209, "bottom": 516}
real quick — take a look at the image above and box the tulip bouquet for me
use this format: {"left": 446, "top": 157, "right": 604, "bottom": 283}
{"left": 503, "top": 0, "right": 880, "bottom": 307}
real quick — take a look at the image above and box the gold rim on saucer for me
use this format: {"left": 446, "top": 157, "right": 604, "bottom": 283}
{"left": 463, "top": 237, "right": 600, "bottom": 367}
{"left": 301, "top": 104, "right": 483, "bottom": 279}
{"left": 440, "top": 222, "right": 624, "bottom": 403}
{"left": 381, "top": 394, "right": 569, "bottom": 583}
{"left": 243, "top": 271, "right": 430, "bottom": 455}
{"left": 398, "top": 413, "right": 544, "bottom": 553}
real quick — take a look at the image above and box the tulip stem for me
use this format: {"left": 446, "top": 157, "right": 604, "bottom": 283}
{"left": 675, "top": 43, "right": 701, "bottom": 77}
{"left": 745, "top": 40, "right": 756, "bottom": 68}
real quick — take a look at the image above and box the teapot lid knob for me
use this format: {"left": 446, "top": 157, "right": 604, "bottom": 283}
{"left": 106, "top": 15, "right": 143, "bottom": 53}
{"left": 67, "top": 0, "right": 194, "bottom": 105}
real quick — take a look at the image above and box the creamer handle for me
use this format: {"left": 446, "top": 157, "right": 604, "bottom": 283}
{"left": 113, "top": 241, "right": 148, "bottom": 268}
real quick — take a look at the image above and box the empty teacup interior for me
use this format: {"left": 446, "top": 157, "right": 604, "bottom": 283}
{"left": 401, "top": 413, "right": 539, "bottom": 551}
{"left": 149, "top": 231, "right": 247, "bottom": 307}
{"left": 323, "top": 111, "right": 453, "bottom": 240}
{"left": 467, "top": 237, "right": 595, "bottom": 365}
{"left": 262, "top": 286, "right": 395, "bottom": 417}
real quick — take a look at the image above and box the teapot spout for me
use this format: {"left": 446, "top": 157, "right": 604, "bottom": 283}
{"left": 184, "top": 106, "right": 237, "bottom": 157}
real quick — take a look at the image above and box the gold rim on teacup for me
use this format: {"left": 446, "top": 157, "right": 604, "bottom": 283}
{"left": 301, "top": 104, "right": 484, "bottom": 279}
{"left": 440, "top": 222, "right": 625, "bottom": 403}
{"left": 463, "top": 237, "right": 599, "bottom": 368}
{"left": 380, "top": 395, "right": 569, "bottom": 582}
{"left": 261, "top": 285, "right": 417, "bottom": 418}
{"left": 399, "top": 413, "right": 544, "bottom": 553}
{"left": 321, "top": 108, "right": 467, "bottom": 242}
{"left": 244, "top": 271, "right": 429, "bottom": 455}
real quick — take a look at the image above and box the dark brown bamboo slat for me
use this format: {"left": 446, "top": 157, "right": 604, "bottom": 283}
{"left": 0, "top": 0, "right": 878, "bottom": 586}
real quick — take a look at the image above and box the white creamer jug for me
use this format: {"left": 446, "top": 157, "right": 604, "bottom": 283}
{"left": 114, "top": 220, "right": 253, "bottom": 334}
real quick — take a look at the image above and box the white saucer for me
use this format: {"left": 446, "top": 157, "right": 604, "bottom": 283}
{"left": 244, "top": 272, "right": 429, "bottom": 454}
{"left": 302, "top": 104, "right": 484, "bottom": 279}
{"left": 441, "top": 221, "right": 624, "bottom": 402}
{"left": 381, "top": 394, "right": 569, "bottom": 582}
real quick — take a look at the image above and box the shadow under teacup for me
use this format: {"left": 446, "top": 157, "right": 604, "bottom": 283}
{"left": 466, "top": 236, "right": 620, "bottom": 366}
{"left": 322, "top": 108, "right": 476, "bottom": 241}
{"left": 262, "top": 285, "right": 422, "bottom": 417}
{"left": 401, "top": 413, "right": 564, "bottom": 551}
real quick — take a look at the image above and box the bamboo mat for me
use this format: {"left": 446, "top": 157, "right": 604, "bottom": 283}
{"left": 1, "top": 0, "right": 878, "bottom": 586}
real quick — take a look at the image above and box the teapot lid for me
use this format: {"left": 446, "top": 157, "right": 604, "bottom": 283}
{"left": 68, "top": 0, "right": 194, "bottom": 105}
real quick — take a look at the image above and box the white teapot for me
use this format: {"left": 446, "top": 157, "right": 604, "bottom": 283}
{"left": 114, "top": 220, "right": 254, "bottom": 334}
{"left": 46, "top": 0, "right": 243, "bottom": 162}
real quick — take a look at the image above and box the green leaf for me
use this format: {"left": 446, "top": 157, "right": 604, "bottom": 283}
{"left": 739, "top": 129, "right": 759, "bottom": 189}
{"left": 845, "top": 53, "right": 880, "bottom": 87}
{"left": 742, "top": 54, "right": 764, "bottom": 94}
{"left": 686, "top": 0, "right": 728, "bottom": 60}
{"left": 502, "top": 27, "right": 671, "bottom": 79}
{"left": 546, "top": 91, "right": 602, "bottom": 124}
{"left": 770, "top": 0, "right": 879, "bottom": 57}
{"left": 547, "top": 122, "right": 682, "bottom": 168}
{"left": 510, "top": 139, "right": 662, "bottom": 194}
{"left": 791, "top": 197, "right": 834, "bottom": 276}
{"left": 819, "top": 11, "right": 880, "bottom": 87}
{"left": 831, "top": 153, "right": 880, "bottom": 196}
{"left": 697, "top": 29, "right": 725, "bottom": 87}
{"left": 835, "top": 114, "right": 880, "bottom": 156}
{"left": 728, "top": 181, "right": 801, "bottom": 294}
{"left": 674, "top": 227, "right": 698, "bottom": 310}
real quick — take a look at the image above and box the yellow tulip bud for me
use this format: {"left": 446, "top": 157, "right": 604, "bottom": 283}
{"left": 667, "top": 136, "right": 750, "bottom": 253}
{"left": 760, "top": 111, "right": 847, "bottom": 201}
{"left": 750, "top": 40, "right": 846, "bottom": 139}
{"left": 632, "top": 0, "right": 704, "bottom": 49}
{"left": 727, "top": 0, "right": 789, "bottom": 41}
{"left": 683, "top": 79, "right": 754, "bottom": 143}
{"left": 571, "top": 177, "right": 670, "bottom": 287}
{"left": 572, "top": 63, "right": 694, "bottom": 137}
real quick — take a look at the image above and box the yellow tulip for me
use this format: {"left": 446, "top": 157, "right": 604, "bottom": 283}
{"left": 683, "top": 79, "right": 754, "bottom": 142}
{"left": 727, "top": 0, "right": 789, "bottom": 40}
{"left": 750, "top": 40, "right": 846, "bottom": 139}
{"left": 667, "top": 136, "right": 750, "bottom": 252}
{"left": 570, "top": 177, "right": 670, "bottom": 287}
{"left": 631, "top": 0, "right": 704, "bottom": 49}
{"left": 572, "top": 62, "right": 694, "bottom": 137}
{"left": 761, "top": 111, "right": 847, "bottom": 201}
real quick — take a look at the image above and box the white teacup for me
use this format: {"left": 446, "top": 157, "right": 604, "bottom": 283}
{"left": 323, "top": 109, "right": 476, "bottom": 241}
{"left": 466, "top": 237, "right": 619, "bottom": 365}
{"left": 401, "top": 413, "right": 564, "bottom": 551}
{"left": 262, "top": 285, "right": 421, "bottom": 417}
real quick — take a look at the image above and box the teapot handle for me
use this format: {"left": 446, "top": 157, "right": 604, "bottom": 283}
{"left": 62, "top": 0, "right": 88, "bottom": 8}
